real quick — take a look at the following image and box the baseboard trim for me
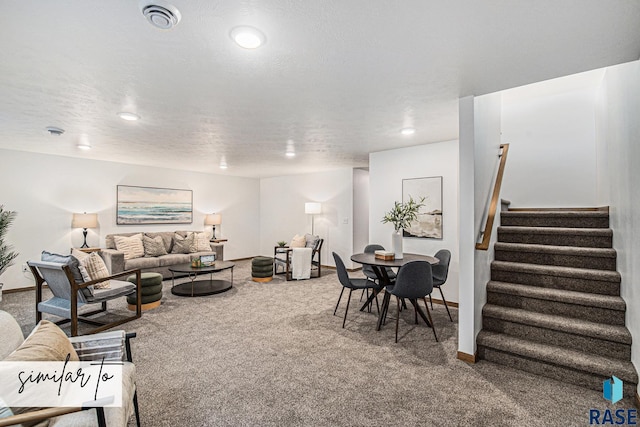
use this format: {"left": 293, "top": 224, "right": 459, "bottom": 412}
{"left": 2, "top": 285, "right": 37, "bottom": 294}
{"left": 430, "top": 298, "right": 458, "bottom": 308}
{"left": 457, "top": 351, "right": 478, "bottom": 364}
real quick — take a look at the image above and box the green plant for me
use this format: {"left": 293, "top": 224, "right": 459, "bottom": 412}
{"left": 277, "top": 241, "right": 287, "bottom": 247}
{"left": 0, "top": 205, "right": 18, "bottom": 277}
{"left": 381, "top": 196, "right": 425, "bottom": 232}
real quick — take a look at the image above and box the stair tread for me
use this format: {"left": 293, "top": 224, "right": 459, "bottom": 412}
{"left": 494, "top": 242, "right": 616, "bottom": 257}
{"left": 498, "top": 226, "right": 612, "bottom": 236}
{"left": 491, "top": 261, "right": 621, "bottom": 282}
{"left": 487, "top": 281, "right": 626, "bottom": 311}
{"left": 483, "top": 304, "right": 631, "bottom": 344}
{"left": 502, "top": 211, "right": 609, "bottom": 218}
{"left": 477, "top": 330, "right": 638, "bottom": 383}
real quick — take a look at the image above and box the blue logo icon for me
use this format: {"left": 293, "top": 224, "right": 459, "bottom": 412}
{"left": 603, "top": 376, "right": 623, "bottom": 404}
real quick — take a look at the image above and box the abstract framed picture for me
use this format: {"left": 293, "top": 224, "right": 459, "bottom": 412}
{"left": 402, "top": 176, "right": 443, "bottom": 239}
{"left": 117, "top": 185, "right": 193, "bottom": 225}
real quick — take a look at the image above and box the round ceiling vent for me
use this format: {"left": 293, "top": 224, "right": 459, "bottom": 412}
{"left": 142, "top": 3, "right": 181, "bottom": 30}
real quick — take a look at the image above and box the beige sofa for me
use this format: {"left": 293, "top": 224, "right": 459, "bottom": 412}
{"left": 100, "top": 231, "right": 223, "bottom": 279}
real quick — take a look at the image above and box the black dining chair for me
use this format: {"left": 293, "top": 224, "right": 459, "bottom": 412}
{"left": 430, "top": 249, "right": 452, "bottom": 322}
{"left": 360, "top": 244, "right": 397, "bottom": 301}
{"left": 333, "top": 252, "right": 382, "bottom": 328}
{"left": 386, "top": 260, "right": 438, "bottom": 342}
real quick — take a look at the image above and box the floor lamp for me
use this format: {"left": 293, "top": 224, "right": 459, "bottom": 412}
{"left": 305, "top": 202, "right": 321, "bottom": 235}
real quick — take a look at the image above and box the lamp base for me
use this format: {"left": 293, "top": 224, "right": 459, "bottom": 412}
{"left": 81, "top": 229, "right": 89, "bottom": 248}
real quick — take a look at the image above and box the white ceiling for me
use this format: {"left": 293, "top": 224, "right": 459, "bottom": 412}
{"left": 1, "top": 1, "right": 639, "bottom": 178}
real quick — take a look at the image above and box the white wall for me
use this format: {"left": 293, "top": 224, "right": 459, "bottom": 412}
{"left": 595, "top": 60, "right": 640, "bottom": 394}
{"left": 259, "top": 168, "right": 354, "bottom": 268}
{"left": 352, "top": 168, "right": 369, "bottom": 256}
{"left": 0, "top": 149, "right": 260, "bottom": 290}
{"left": 501, "top": 86, "right": 599, "bottom": 208}
{"left": 369, "top": 140, "right": 459, "bottom": 304}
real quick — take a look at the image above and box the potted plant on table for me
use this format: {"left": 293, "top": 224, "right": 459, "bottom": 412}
{"left": 0, "top": 206, "right": 19, "bottom": 301}
{"left": 381, "top": 196, "right": 425, "bottom": 259}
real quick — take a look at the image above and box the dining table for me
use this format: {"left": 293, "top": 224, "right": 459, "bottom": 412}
{"left": 350, "top": 252, "right": 439, "bottom": 331}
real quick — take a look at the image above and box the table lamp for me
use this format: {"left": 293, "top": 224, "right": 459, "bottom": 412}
{"left": 72, "top": 212, "right": 98, "bottom": 248}
{"left": 205, "top": 213, "right": 222, "bottom": 239}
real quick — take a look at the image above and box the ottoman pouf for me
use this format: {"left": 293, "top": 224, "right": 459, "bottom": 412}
{"left": 252, "top": 256, "right": 274, "bottom": 282}
{"left": 127, "top": 272, "right": 163, "bottom": 311}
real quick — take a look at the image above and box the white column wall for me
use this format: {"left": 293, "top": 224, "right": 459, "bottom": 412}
{"left": 259, "top": 168, "right": 354, "bottom": 268}
{"left": 369, "top": 140, "right": 459, "bottom": 304}
{"left": 595, "top": 60, "right": 640, "bottom": 394}
{"left": 0, "top": 149, "right": 260, "bottom": 290}
{"left": 500, "top": 87, "right": 599, "bottom": 208}
{"left": 352, "top": 169, "right": 370, "bottom": 256}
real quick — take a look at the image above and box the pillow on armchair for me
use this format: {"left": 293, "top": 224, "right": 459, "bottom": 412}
{"left": 289, "top": 234, "right": 306, "bottom": 248}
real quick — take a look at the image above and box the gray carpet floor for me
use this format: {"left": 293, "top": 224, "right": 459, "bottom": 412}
{"left": 1, "top": 259, "right": 633, "bottom": 426}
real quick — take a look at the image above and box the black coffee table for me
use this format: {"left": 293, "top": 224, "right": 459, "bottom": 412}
{"left": 169, "top": 261, "right": 235, "bottom": 297}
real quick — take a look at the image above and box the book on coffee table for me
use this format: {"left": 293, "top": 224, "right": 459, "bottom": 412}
{"left": 374, "top": 250, "right": 395, "bottom": 260}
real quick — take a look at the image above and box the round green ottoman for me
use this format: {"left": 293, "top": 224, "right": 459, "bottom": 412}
{"left": 252, "top": 256, "right": 274, "bottom": 282}
{"left": 127, "top": 272, "right": 163, "bottom": 311}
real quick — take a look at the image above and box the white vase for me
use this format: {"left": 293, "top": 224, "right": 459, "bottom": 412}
{"left": 391, "top": 231, "right": 403, "bottom": 259}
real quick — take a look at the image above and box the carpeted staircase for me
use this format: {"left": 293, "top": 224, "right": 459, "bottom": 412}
{"left": 477, "top": 209, "right": 638, "bottom": 396}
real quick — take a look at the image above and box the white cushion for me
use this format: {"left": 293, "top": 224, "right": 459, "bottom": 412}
{"left": 193, "top": 231, "right": 212, "bottom": 252}
{"left": 0, "top": 310, "right": 24, "bottom": 359}
{"left": 114, "top": 234, "right": 144, "bottom": 260}
{"left": 289, "top": 234, "right": 306, "bottom": 248}
{"left": 78, "top": 252, "right": 111, "bottom": 289}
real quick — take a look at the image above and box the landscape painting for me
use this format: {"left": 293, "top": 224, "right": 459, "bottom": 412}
{"left": 117, "top": 185, "right": 193, "bottom": 225}
{"left": 402, "top": 176, "right": 443, "bottom": 239}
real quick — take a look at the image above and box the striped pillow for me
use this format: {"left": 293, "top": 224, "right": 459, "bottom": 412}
{"left": 143, "top": 234, "right": 168, "bottom": 257}
{"left": 78, "top": 252, "right": 111, "bottom": 289}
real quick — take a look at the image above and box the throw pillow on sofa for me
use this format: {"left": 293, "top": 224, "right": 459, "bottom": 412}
{"left": 193, "top": 231, "right": 212, "bottom": 252}
{"left": 171, "top": 233, "right": 194, "bottom": 254}
{"left": 143, "top": 234, "right": 168, "bottom": 257}
{"left": 114, "top": 234, "right": 145, "bottom": 260}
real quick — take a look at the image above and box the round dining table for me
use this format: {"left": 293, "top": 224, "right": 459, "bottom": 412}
{"left": 350, "top": 252, "right": 439, "bottom": 331}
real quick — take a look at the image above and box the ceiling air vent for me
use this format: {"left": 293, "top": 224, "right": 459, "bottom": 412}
{"left": 142, "top": 3, "right": 181, "bottom": 30}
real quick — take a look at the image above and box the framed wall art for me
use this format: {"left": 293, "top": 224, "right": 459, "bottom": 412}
{"left": 117, "top": 185, "right": 193, "bottom": 225}
{"left": 402, "top": 176, "right": 443, "bottom": 239}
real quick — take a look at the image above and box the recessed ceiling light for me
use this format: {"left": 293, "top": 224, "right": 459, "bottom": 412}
{"left": 219, "top": 163, "right": 228, "bottom": 170}
{"left": 401, "top": 127, "right": 415, "bottom": 135}
{"left": 230, "top": 26, "right": 266, "bottom": 49}
{"left": 77, "top": 134, "right": 91, "bottom": 150}
{"left": 285, "top": 151, "right": 296, "bottom": 158}
{"left": 117, "top": 112, "right": 140, "bottom": 121}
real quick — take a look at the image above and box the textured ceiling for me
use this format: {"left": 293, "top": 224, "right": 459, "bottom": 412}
{"left": 1, "top": 1, "right": 639, "bottom": 178}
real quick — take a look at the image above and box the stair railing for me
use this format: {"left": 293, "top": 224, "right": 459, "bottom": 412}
{"left": 476, "top": 143, "right": 510, "bottom": 250}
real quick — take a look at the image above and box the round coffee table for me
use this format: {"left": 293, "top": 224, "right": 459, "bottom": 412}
{"left": 169, "top": 261, "right": 235, "bottom": 297}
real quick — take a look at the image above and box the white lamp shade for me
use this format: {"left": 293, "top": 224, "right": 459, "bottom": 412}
{"left": 205, "top": 213, "right": 222, "bottom": 225}
{"left": 305, "top": 202, "right": 321, "bottom": 214}
{"left": 71, "top": 213, "right": 98, "bottom": 229}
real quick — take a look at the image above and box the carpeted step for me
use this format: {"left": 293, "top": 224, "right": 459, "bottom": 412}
{"left": 494, "top": 242, "right": 616, "bottom": 270}
{"left": 486, "top": 281, "right": 626, "bottom": 325}
{"left": 491, "top": 261, "right": 620, "bottom": 295}
{"left": 497, "top": 226, "right": 612, "bottom": 248}
{"left": 477, "top": 331, "right": 637, "bottom": 396}
{"left": 501, "top": 211, "right": 609, "bottom": 228}
{"left": 482, "top": 304, "right": 631, "bottom": 360}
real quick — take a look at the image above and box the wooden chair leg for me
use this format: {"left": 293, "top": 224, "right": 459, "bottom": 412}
{"left": 439, "top": 287, "right": 453, "bottom": 322}
{"left": 429, "top": 294, "right": 433, "bottom": 309}
{"left": 133, "top": 390, "right": 141, "bottom": 427}
{"left": 423, "top": 297, "right": 438, "bottom": 342}
{"left": 342, "top": 289, "right": 353, "bottom": 328}
{"left": 395, "top": 297, "right": 400, "bottom": 343}
{"left": 333, "top": 287, "right": 345, "bottom": 316}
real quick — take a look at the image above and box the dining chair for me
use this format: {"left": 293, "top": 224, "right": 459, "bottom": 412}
{"left": 385, "top": 260, "right": 438, "bottom": 342}
{"left": 430, "top": 249, "right": 453, "bottom": 321}
{"left": 332, "top": 252, "right": 382, "bottom": 328}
